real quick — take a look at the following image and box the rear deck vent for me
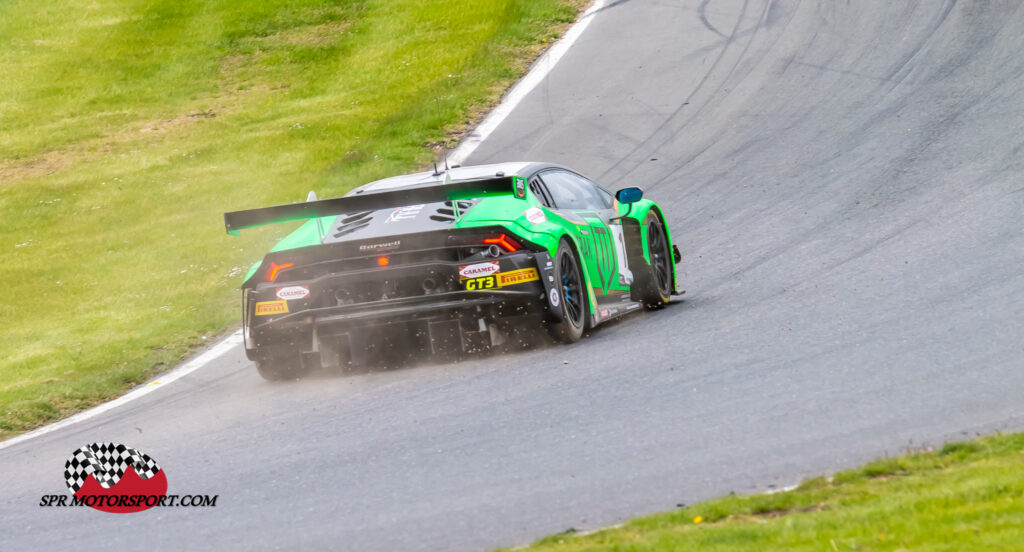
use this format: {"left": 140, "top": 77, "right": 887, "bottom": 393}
{"left": 332, "top": 211, "right": 374, "bottom": 238}
{"left": 429, "top": 200, "right": 475, "bottom": 223}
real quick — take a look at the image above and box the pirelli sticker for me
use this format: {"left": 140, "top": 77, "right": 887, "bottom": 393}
{"left": 254, "top": 300, "right": 289, "bottom": 316}
{"left": 498, "top": 268, "right": 539, "bottom": 286}
{"left": 462, "top": 268, "right": 539, "bottom": 290}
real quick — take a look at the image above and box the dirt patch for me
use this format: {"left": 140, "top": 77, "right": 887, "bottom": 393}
{"left": 0, "top": 150, "right": 76, "bottom": 184}
{"left": 134, "top": 115, "right": 200, "bottom": 136}
{"left": 1, "top": 112, "right": 218, "bottom": 185}
{"left": 255, "top": 21, "right": 351, "bottom": 47}
{"left": 728, "top": 503, "right": 829, "bottom": 522}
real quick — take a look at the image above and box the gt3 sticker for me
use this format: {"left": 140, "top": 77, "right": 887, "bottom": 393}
{"left": 462, "top": 268, "right": 540, "bottom": 290}
{"left": 463, "top": 276, "right": 497, "bottom": 290}
{"left": 254, "top": 300, "right": 289, "bottom": 316}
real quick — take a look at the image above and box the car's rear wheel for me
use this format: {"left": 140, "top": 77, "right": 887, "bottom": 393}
{"left": 255, "top": 351, "right": 309, "bottom": 381}
{"left": 638, "top": 213, "right": 672, "bottom": 309}
{"left": 546, "top": 240, "right": 587, "bottom": 343}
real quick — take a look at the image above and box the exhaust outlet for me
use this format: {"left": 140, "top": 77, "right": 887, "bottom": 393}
{"left": 334, "top": 288, "right": 353, "bottom": 305}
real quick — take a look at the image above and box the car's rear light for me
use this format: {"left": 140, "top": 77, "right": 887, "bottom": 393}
{"left": 483, "top": 234, "right": 521, "bottom": 253}
{"left": 377, "top": 256, "right": 390, "bottom": 266}
{"left": 266, "top": 261, "right": 294, "bottom": 282}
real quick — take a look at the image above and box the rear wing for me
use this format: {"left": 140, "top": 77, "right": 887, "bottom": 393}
{"left": 224, "top": 175, "right": 528, "bottom": 235}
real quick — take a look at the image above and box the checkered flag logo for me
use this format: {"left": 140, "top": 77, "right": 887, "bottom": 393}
{"left": 64, "top": 443, "right": 163, "bottom": 493}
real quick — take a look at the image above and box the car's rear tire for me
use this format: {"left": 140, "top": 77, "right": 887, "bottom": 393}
{"left": 546, "top": 240, "right": 587, "bottom": 343}
{"left": 255, "top": 352, "right": 309, "bottom": 381}
{"left": 638, "top": 213, "right": 673, "bottom": 309}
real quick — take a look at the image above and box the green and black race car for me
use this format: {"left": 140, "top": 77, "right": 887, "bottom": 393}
{"left": 224, "top": 162, "right": 682, "bottom": 380}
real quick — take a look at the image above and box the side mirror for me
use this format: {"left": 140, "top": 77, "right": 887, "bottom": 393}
{"left": 611, "top": 187, "right": 644, "bottom": 221}
{"left": 615, "top": 187, "right": 643, "bottom": 204}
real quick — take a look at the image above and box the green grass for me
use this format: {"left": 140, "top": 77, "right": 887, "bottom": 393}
{"left": 505, "top": 432, "right": 1024, "bottom": 551}
{"left": 0, "top": 0, "right": 584, "bottom": 438}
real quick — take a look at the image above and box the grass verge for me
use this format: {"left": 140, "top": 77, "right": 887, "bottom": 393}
{"left": 505, "top": 431, "right": 1024, "bottom": 551}
{"left": 0, "top": 0, "right": 585, "bottom": 439}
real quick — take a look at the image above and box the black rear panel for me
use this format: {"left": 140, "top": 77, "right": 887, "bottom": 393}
{"left": 245, "top": 226, "right": 538, "bottom": 292}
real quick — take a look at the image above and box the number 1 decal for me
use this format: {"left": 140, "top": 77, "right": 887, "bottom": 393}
{"left": 609, "top": 224, "right": 633, "bottom": 285}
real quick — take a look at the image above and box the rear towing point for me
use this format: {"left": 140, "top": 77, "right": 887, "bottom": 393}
{"left": 535, "top": 251, "right": 563, "bottom": 322}
{"left": 671, "top": 244, "right": 683, "bottom": 296}
{"left": 545, "top": 241, "right": 586, "bottom": 343}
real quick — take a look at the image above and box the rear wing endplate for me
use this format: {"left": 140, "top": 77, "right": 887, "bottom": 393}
{"left": 224, "top": 175, "right": 527, "bottom": 235}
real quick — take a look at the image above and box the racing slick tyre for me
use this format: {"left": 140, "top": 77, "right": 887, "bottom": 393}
{"left": 637, "top": 213, "right": 672, "bottom": 310}
{"left": 255, "top": 351, "right": 310, "bottom": 381}
{"left": 546, "top": 240, "right": 587, "bottom": 343}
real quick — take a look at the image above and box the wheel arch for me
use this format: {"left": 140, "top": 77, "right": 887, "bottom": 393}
{"left": 628, "top": 202, "right": 680, "bottom": 295}
{"left": 552, "top": 229, "right": 600, "bottom": 326}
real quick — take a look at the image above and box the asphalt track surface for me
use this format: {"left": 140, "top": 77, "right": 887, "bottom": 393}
{"left": 3, "top": 1, "right": 1023, "bottom": 550}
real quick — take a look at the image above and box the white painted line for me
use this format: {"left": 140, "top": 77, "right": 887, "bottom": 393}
{"left": 448, "top": 0, "right": 609, "bottom": 166}
{"left": 0, "top": 330, "right": 243, "bottom": 451}
{"left": 572, "top": 523, "right": 625, "bottom": 537}
{"left": 1, "top": 0, "right": 609, "bottom": 451}
{"left": 762, "top": 482, "right": 799, "bottom": 495}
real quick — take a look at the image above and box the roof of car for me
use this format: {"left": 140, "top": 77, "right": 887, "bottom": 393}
{"left": 347, "top": 162, "right": 547, "bottom": 196}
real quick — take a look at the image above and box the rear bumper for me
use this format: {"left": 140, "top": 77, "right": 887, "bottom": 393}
{"left": 242, "top": 250, "right": 560, "bottom": 359}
